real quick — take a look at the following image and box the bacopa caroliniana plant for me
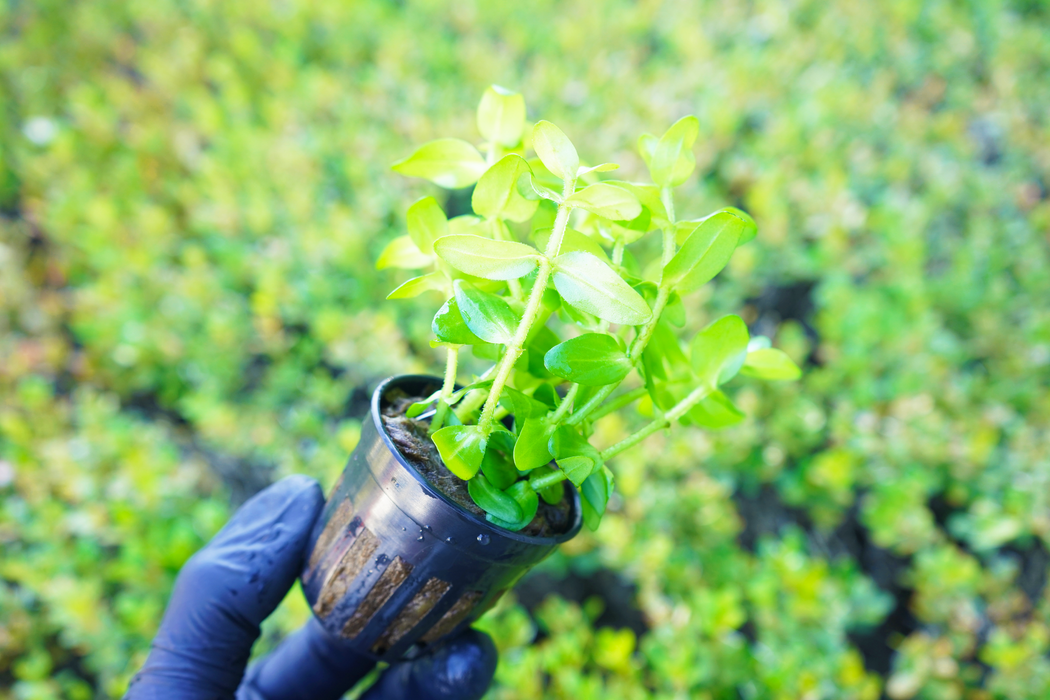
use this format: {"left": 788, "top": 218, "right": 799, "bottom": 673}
{"left": 379, "top": 86, "right": 801, "bottom": 532}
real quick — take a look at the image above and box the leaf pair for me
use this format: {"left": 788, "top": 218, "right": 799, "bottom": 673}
{"left": 639, "top": 116, "right": 699, "bottom": 189}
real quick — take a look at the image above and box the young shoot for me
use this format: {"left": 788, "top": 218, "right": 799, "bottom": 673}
{"left": 381, "top": 86, "right": 801, "bottom": 532}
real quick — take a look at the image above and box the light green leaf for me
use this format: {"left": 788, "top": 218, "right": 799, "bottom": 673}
{"left": 453, "top": 280, "right": 520, "bottom": 344}
{"left": 544, "top": 333, "right": 632, "bottom": 386}
{"left": 406, "top": 197, "right": 448, "bottom": 255}
{"left": 725, "top": 207, "right": 758, "bottom": 245}
{"left": 377, "top": 235, "right": 433, "bottom": 270}
{"left": 513, "top": 418, "right": 555, "bottom": 471}
{"left": 432, "top": 425, "right": 488, "bottom": 480}
{"left": 533, "top": 227, "right": 609, "bottom": 261}
{"left": 663, "top": 210, "right": 753, "bottom": 291}
{"left": 552, "top": 251, "right": 652, "bottom": 325}
{"left": 740, "top": 348, "right": 802, "bottom": 380}
{"left": 602, "top": 180, "right": 667, "bottom": 226}
{"left": 391, "top": 138, "right": 487, "bottom": 189}
{"left": 556, "top": 456, "right": 594, "bottom": 487}
{"left": 565, "top": 182, "right": 642, "bottom": 221}
{"left": 434, "top": 235, "right": 539, "bottom": 281}
{"left": 472, "top": 154, "right": 538, "bottom": 222}
{"left": 405, "top": 389, "right": 441, "bottom": 418}
{"left": 532, "top": 121, "right": 579, "bottom": 182}
{"left": 637, "top": 133, "right": 658, "bottom": 166}
{"left": 448, "top": 214, "right": 488, "bottom": 236}
{"left": 468, "top": 473, "right": 522, "bottom": 522}
{"left": 690, "top": 315, "right": 750, "bottom": 387}
{"left": 577, "top": 162, "right": 620, "bottom": 177}
{"left": 686, "top": 390, "right": 746, "bottom": 429}
{"left": 477, "top": 85, "right": 526, "bottom": 148}
{"left": 432, "top": 296, "right": 483, "bottom": 345}
{"left": 387, "top": 271, "right": 447, "bottom": 300}
{"left": 650, "top": 116, "right": 700, "bottom": 188}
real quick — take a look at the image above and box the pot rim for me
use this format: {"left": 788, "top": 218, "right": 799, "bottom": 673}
{"left": 371, "top": 374, "right": 582, "bottom": 546}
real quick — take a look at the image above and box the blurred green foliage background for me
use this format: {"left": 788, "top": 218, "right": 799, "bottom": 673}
{"left": 2, "top": 0, "right": 1049, "bottom": 698}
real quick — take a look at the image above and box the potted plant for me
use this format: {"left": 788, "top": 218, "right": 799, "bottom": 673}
{"left": 299, "top": 86, "right": 800, "bottom": 660}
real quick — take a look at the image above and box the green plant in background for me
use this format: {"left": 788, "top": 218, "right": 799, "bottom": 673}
{"left": 382, "top": 87, "right": 799, "bottom": 531}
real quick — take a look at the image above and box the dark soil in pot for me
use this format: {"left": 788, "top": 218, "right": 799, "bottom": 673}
{"left": 381, "top": 388, "right": 574, "bottom": 538}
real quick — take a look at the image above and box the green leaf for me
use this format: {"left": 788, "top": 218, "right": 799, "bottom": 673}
{"left": 376, "top": 235, "right": 433, "bottom": 270}
{"left": 499, "top": 387, "right": 549, "bottom": 421}
{"left": 513, "top": 418, "right": 555, "bottom": 471}
{"left": 516, "top": 169, "right": 562, "bottom": 202}
{"left": 477, "top": 85, "right": 526, "bottom": 147}
{"left": 740, "top": 348, "right": 802, "bottom": 380}
{"left": 391, "top": 138, "right": 487, "bottom": 189}
{"left": 434, "top": 235, "right": 539, "bottom": 281}
{"left": 532, "top": 121, "right": 579, "bottom": 182}
{"left": 432, "top": 425, "right": 488, "bottom": 480}
{"left": 726, "top": 207, "right": 758, "bottom": 245}
{"left": 556, "top": 455, "right": 595, "bottom": 488}
{"left": 580, "top": 467, "right": 614, "bottom": 531}
{"left": 549, "top": 425, "right": 602, "bottom": 465}
{"left": 387, "top": 271, "right": 447, "bottom": 300}
{"left": 405, "top": 389, "right": 440, "bottom": 418}
{"left": 663, "top": 210, "right": 751, "bottom": 292}
{"left": 453, "top": 280, "right": 520, "bottom": 344}
{"left": 544, "top": 333, "right": 632, "bottom": 386}
{"left": 501, "top": 481, "right": 540, "bottom": 530}
{"left": 472, "top": 154, "right": 538, "bottom": 222}
{"left": 686, "top": 390, "right": 746, "bottom": 429}
{"left": 532, "top": 384, "right": 560, "bottom": 410}
{"left": 650, "top": 115, "right": 700, "bottom": 188}
{"left": 663, "top": 291, "right": 686, "bottom": 327}
{"left": 605, "top": 181, "right": 667, "bottom": 225}
{"left": 448, "top": 214, "right": 488, "bottom": 236}
{"left": 637, "top": 133, "right": 657, "bottom": 166}
{"left": 406, "top": 197, "right": 448, "bottom": 255}
{"left": 564, "top": 183, "right": 642, "bottom": 221}
{"left": 481, "top": 430, "right": 518, "bottom": 490}
{"left": 468, "top": 473, "right": 523, "bottom": 522}
{"left": 552, "top": 251, "right": 652, "bottom": 325}
{"left": 432, "top": 296, "right": 484, "bottom": 345}
{"left": 533, "top": 227, "right": 609, "bottom": 262}
{"left": 577, "top": 162, "right": 620, "bottom": 177}
{"left": 690, "top": 315, "right": 750, "bottom": 387}
{"left": 641, "top": 320, "right": 690, "bottom": 382}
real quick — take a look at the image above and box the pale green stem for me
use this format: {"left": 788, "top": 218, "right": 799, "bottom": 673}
{"left": 453, "top": 364, "right": 496, "bottom": 422}
{"left": 530, "top": 469, "right": 568, "bottom": 492}
{"left": 477, "top": 178, "right": 575, "bottom": 432}
{"left": 598, "top": 382, "right": 712, "bottom": 460}
{"left": 428, "top": 345, "right": 459, "bottom": 434}
{"left": 549, "top": 384, "right": 579, "bottom": 423}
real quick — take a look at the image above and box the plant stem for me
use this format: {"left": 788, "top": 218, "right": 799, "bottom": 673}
{"left": 477, "top": 178, "right": 575, "bottom": 433}
{"left": 549, "top": 384, "right": 579, "bottom": 423}
{"left": 598, "top": 382, "right": 711, "bottom": 460}
{"left": 530, "top": 469, "right": 568, "bottom": 491}
{"left": 587, "top": 386, "right": 647, "bottom": 422}
{"left": 428, "top": 345, "right": 459, "bottom": 434}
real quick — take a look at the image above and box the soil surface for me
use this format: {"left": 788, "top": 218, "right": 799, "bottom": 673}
{"left": 381, "top": 389, "right": 574, "bottom": 537}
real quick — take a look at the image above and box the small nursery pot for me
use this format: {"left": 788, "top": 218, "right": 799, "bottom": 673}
{"left": 301, "top": 375, "right": 581, "bottom": 660}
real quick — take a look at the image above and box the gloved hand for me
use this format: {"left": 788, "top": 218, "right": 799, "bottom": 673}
{"left": 125, "top": 474, "right": 498, "bottom": 700}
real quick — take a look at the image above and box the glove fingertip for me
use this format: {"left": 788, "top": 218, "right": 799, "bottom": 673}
{"left": 363, "top": 629, "right": 498, "bottom": 700}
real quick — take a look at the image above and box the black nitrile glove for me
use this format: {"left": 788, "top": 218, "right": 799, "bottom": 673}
{"left": 125, "top": 475, "right": 497, "bottom": 700}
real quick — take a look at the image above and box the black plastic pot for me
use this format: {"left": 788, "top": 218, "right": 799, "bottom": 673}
{"left": 300, "top": 375, "right": 581, "bottom": 661}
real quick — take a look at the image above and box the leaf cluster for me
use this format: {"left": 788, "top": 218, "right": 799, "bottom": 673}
{"left": 385, "top": 87, "right": 801, "bottom": 531}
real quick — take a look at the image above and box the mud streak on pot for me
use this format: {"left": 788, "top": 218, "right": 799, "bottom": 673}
{"left": 371, "top": 577, "right": 452, "bottom": 653}
{"left": 419, "top": 589, "right": 483, "bottom": 644}
{"left": 307, "top": 497, "right": 354, "bottom": 571}
{"left": 341, "top": 556, "right": 413, "bottom": 638}
{"left": 313, "top": 525, "right": 379, "bottom": 619}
